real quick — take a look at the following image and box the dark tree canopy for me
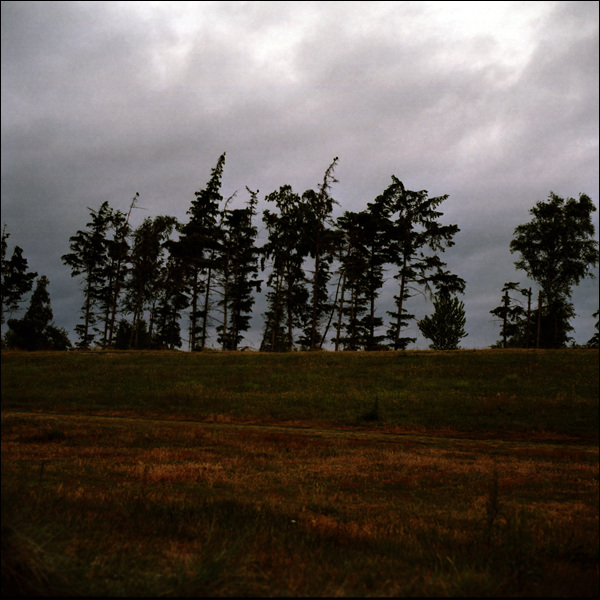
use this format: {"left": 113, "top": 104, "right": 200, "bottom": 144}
{"left": 490, "top": 282, "right": 532, "bottom": 349}
{"left": 510, "top": 192, "right": 599, "bottom": 348}
{"left": 1, "top": 224, "right": 38, "bottom": 326}
{"left": 53, "top": 161, "right": 598, "bottom": 352}
{"left": 176, "top": 153, "right": 227, "bottom": 351}
{"left": 5, "top": 275, "right": 71, "bottom": 350}
{"left": 417, "top": 292, "right": 467, "bottom": 350}
{"left": 372, "top": 177, "right": 465, "bottom": 349}
{"left": 260, "top": 185, "right": 311, "bottom": 351}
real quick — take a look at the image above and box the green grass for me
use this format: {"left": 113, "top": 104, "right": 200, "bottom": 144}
{"left": 1, "top": 349, "right": 598, "bottom": 596}
{"left": 1, "top": 348, "right": 598, "bottom": 437}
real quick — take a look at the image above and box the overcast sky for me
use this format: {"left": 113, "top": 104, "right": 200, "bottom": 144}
{"left": 2, "top": 0, "right": 598, "bottom": 349}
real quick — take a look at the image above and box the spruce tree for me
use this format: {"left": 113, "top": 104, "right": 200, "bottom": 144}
{"left": 152, "top": 249, "right": 189, "bottom": 350}
{"left": 333, "top": 208, "right": 388, "bottom": 350}
{"left": 489, "top": 282, "right": 531, "bottom": 348}
{"left": 123, "top": 215, "right": 177, "bottom": 348}
{"left": 5, "top": 275, "right": 71, "bottom": 350}
{"left": 300, "top": 158, "right": 339, "bottom": 350}
{"left": 417, "top": 291, "right": 467, "bottom": 350}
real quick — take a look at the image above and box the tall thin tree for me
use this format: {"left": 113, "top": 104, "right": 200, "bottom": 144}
{"left": 176, "top": 154, "right": 226, "bottom": 351}
{"left": 61, "top": 201, "right": 113, "bottom": 348}
{"left": 375, "top": 177, "right": 464, "bottom": 350}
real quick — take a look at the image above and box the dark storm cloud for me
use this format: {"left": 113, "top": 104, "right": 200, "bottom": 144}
{"left": 2, "top": 1, "right": 598, "bottom": 348}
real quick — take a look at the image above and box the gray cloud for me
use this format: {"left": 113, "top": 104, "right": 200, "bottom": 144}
{"left": 2, "top": 0, "right": 598, "bottom": 349}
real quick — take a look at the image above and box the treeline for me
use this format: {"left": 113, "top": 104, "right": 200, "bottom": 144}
{"left": 2, "top": 155, "right": 599, "bottom": 351}
{"left": 59, "top": 154, "right": 466, "bottom": 352}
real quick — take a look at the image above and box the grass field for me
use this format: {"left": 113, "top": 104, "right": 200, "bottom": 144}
{"left": 1, "top": 349, "right": 598, "bottom": 596}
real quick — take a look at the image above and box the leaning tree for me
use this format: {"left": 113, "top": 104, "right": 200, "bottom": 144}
{"left": 374, "top": 177, "right": 465, "bottom": 350}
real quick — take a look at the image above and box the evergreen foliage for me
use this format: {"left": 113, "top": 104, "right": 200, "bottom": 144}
{"left": 260, "top": 185, "right": 311, "bottom": 351}
{"left": 216, "top": 188, "right": 262, "bottom": 350}
{"left": 5, "top": 275, "right": 71, "bottom": 350}
{"left": 373, "top": 177, "right": 465, "bottom": 349}
{"left": 490, "top": 283, "right": 532, "bottom": 348}
{"left": 1, "top": 225, "right": 38, "bottom": 326}
{"left": 61, "top": 201, "right": 115, "bottom": 348}
{"left": 178, "top": 154, "right": 226, "bottom": 350}
{"left": 45, "top": 162, "right": 598, "bottom": 351}
{"left": 417, "top": 292, "right": 467, "bottom": 350}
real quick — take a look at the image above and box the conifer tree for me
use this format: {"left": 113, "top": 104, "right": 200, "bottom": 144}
{"left": 61, "top": 201, "right": 113, "bottom": 348}
{"left": 216, "top": 188, "right": 262, "bottom": 350}
{"left": 5, "top": 275, "right": 71, "bottom": 350}
{"left": 105, "top": 193, "right": 139, "bottom": 347}
{"left": 489, "top": 282, "right": 532, "bottom": 348}
{"left": 300, "top": 157, "right": 339, "bottom": 350}
{"left": 1, "top": 224, "right": 38, "bottom": 327}
{"left": 333, "top": 208, "right": 388, "bottom": 350}
{"left": 152, "top": 249, "right": 189, "bottom": 349}
{"left": 260, "top": 185, "right": 310, "bottom": 351}
{"left": 176, "top": 154, "right": 226, "bottom": 350}
{"left": 375, "top": 177, "right": 464, "bottom": 349}
{"left": 124, "top": 215, "right": 177, "bottom": 348}
{"left": 417, "top": 291, "right": 467, "bottom": 350}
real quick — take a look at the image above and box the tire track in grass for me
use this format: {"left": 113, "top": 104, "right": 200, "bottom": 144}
{"left": 2, "top": 410, "right": 598, "bottom": 456}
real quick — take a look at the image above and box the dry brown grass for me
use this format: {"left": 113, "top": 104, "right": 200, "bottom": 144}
{"left": 2, "top": 410, "right": 598, "bottom": 596}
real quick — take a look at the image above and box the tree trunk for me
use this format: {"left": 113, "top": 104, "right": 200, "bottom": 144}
{"left": 393, "top": 253, "right": 408, "bottom": 350}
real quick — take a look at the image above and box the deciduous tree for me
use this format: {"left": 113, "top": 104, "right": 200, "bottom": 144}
{"left": 510, "top": 192, "right": 599, "bottom": 348}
